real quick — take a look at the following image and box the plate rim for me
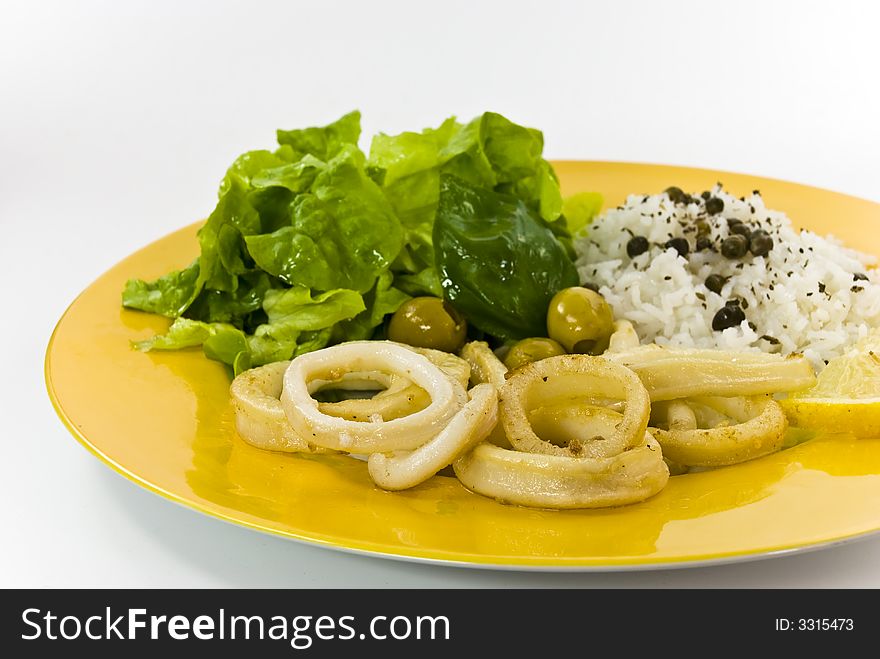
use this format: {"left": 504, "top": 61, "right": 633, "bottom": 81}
{"left": 552, "top": 159, "right": 880, "bottom": 206}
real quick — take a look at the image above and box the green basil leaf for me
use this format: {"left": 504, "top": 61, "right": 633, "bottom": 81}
{"left": 433, "top": 175, "right": 579, "bottom": 340}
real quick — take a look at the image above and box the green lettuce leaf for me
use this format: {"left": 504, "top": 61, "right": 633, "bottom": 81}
{"left": 133, "top": 317, "right": 216, "bottom": 351}
{"left": 135, "top": 287, "right": 363, "bottom": 372}
{"left": 368, "top": 117, "right": 457, "bottom": 225}
{"left": 245, "top": 146, "right": 403, "bottom": 293}
{"left": 563, "top": 191, "right": 604, "bottom": 234}
{"left": 370, "top": 112, "right": 561, "bottom": 220}
{"left": 197, "top": 173, "right": 262, "bottom": 293}
{"left": 392, "top": 266, "right": 442, "bottom": 297}
{"left": 263, "top": 287, "right": 366, "bottom": 330}
{"left": 276, "top": 110, "right": 361, "bottom": 161}
{"left": 293, "top": 329, "right": 334, "bottom": 357}
{"left": 122, "top": 259, "right": 201, "bottom": 318}
{"left": 433, "top": 175, "right": 579, "bottom": 340}
{"left": 184, "top": 271, "right": 275, "bottom": 326}
{"left": 247, "top": 287, "right": 363, "bottom": 365}
{"left": 250, "top": 154, "right": 325, "bottom": 194}
{"left": 339, "top": 271, "right": 411, "bottom": 341}
{"left": 203, "top": 325, "right": 251, "bottom": 370}
{"left": 133, "top": 318, "right": 251, "bottom": 375}
{"left": 246, "top": 155, "right": 327, "bottom": 235}
{"left": 221, "top": 150, "right": 290, "bottom": 194}
{"left": 132, "top": 150, "right": 276, "bottom": 310}
{"left": 246, "top": 324, "right": 301, "bottom": 366}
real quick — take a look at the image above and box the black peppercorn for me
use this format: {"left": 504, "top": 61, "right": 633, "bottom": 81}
{"left": 712, "top": 305, "right": 746, "bottom": 331}
{"left": 664, "top": 237, "right": 689, "bottom": 257}
{"left": 664, "top": 186, "right": 687, "bottom": 204}
{"left": 730, "top": 223, "right": 752, "bottom": 239}
{"left": 721, "top": 234, "right": 749, "bottom": 258}
{"left": 705, "top": 197, "right": 725, "bottom": 215}
{"left": 626, "top": 236, "right": 650, "bottom": 257}
{"left": 749, "top": 230, "right": 774, "bottom": 257}
{"left": 701, "top": 190, "right": 712, "bottom": 200}
{"left": 853, "top": 272, "right": 869, "bottom": 281}
{"left": 695, "top": 237, "right": 713, "bottom": 251}
{"left": 705, "top": 274, "right": 727, "bottom": 294}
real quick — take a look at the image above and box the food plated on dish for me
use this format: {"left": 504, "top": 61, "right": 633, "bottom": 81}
{"left": 119, "top": 112, "right": 880, "bottom": 512}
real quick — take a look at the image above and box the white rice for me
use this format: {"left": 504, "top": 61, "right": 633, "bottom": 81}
{"left": 573, "top": 185, "right": 880, "bottom": 368}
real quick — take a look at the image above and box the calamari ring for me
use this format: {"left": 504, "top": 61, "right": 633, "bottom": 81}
{"left": 606, "top": 345, "right": 816, "bottom": 401}
{"left": 313, "top": 347, "right": 470, "bottom": 423}
{"left": 500, "top": 354, "right": 651, "bottom": 458}
{"left": 453, "top": 436, "right": 669, "bottom": 509}
{"left": 368, "top": 383, "right": 498, "bottom": 491}
{"left": 651, "top": 396, "right": 787, "bottom": 467}
{"left": 527, "top": 402, "right": 639, "bottom": 459}
{"left": 232, "top": 346, "right": 469, "bottom": 452}
{"left": 460, "top": 341, "right": 508, "bottom": 389}
{"left": 607, "top": 319, "right": 641, "bottom": 353}
{"left": 230, "top": 361, "right": 334, "bottom": 454}
{"left": 282, "top": 341, "right": 466, "bottom": 453}
{"left": 311, "top": 371, "right": 422, "bottom": 422}
{"left": 460, "top": 341, "right": 511, "bottom": 447}
{"left": 407, "top": 346, "right": 471, "bottom": 390}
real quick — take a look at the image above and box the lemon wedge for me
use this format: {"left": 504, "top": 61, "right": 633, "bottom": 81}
{"left": 780, "top": 331, "right": 880, "bottom": 437}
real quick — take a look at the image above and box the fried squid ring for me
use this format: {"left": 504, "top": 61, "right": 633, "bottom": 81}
{"left": 453, "top": 435, "right": 668, "bottom": 509}
{"left": 460, "top": 341, "right": 508, "bottom": 388}
{"left": 501, "top": 355, "right": 651, "bottom": 459}
{"left": 527, "top": 402, "right": 637, "bottom": 458}
{"left": 282, "top": 341, "right": 467, "bottom": 453}
{"left": 607, "top": 319, "right": 641, "bottom": 353}
{"left": 230, "top": 361, "right": 334, "bottom": 454}
{"left": 606, "top": 345, "right": 816, "bottom": 401}
{"left": 312, "top": 371, "right": 425, "bottom": 422}
{"left": 368, "top": 383, "right": 498, "bottom": 491}
{"left": 651, "top": 396, "right": 787, "bottom": 467}
{"left": 232, "top": 347, "right": 469, "bottom": 452}
{"left": 451, "top": 354, "right": 666, "bottom": 509}
{"left": 315, "top": 347, "right": 470, "bottom": 422}
{"left": 410, "top": 346, "right": 471, "bottom": 390}
{"left": 459, "top": 340, "right": 512, "bottom": 448}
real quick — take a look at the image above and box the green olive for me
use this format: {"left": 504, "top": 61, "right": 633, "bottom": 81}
{"left": 546, "top": 286, "right": 614, "bottom": 354}
{"left": 503, "top": 337, "right": 566, "bottom": 371}
{"left": 387, "top": 297, "right": 467, "bottom": 353}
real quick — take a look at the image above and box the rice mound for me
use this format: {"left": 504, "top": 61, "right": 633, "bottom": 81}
{"left": 573, "top": 185, "right": 880, "bottom": 367}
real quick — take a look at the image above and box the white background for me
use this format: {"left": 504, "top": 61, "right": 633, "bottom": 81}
{"left": 2, "top": 0, "right": 879, "bottom": 587}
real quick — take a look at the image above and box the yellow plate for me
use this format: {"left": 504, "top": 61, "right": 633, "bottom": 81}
{"left": 46, "top": 162, "right": 880, "bottom": 570}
